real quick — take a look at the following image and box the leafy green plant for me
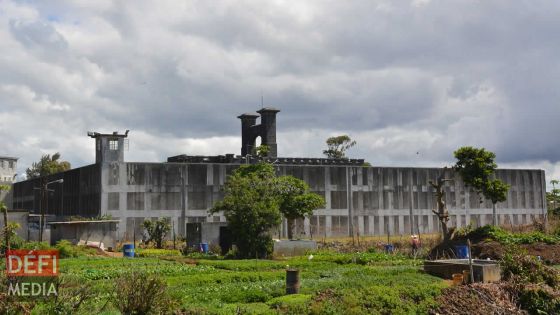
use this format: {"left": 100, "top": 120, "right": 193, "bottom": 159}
{"left": 277, "top": 176, "right": 325, "bottom": 239}
{"left": 517, "top": 284, "right": 560, "bottom": 315}
{"left": 55, "top": 240, "right": 97, "bottom": 258}
{"left": 136, "top": 248, "right": 181, "bottom": 258}
{"left": 112, "top": 271, "right": 177, "bottom": 315}
{"left": 143, "top": 217, "right": 171, "bottom": 249}
{"left": 460, "top": 224, "right": 560, "bottom": 245}
{"left": 40, "top": 277, "right": 99, "bottom": 315}
{"left": 210, "top": 163, "right": 282, "bottom": 258}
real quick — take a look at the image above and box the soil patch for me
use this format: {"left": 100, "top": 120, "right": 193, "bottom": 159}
{"left": 431, "top": 282, "right": 525, "bottom": 315}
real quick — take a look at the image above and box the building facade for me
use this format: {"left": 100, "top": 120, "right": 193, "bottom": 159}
{"left": 0, "top": 156, "right": 18, "bottom": 206}
{"left": 11, "top": 110, "right": 547, "bottom": 243}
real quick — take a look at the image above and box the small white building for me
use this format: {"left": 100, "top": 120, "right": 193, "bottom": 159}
{"left": 0, "top": 156, "right": 18, "bottom": 207}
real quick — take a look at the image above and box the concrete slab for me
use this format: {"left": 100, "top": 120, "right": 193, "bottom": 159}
{"left": 424, "top": 259, "right": 501, "bottom": 283}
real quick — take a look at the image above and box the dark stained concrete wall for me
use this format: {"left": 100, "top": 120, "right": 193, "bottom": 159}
{"left": 12, "top": 164, "right": 101, "bottom": 218}
{"left": 99, "top": 162, "right": 546, "bottom": 241}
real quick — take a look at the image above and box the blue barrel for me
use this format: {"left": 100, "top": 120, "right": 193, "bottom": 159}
{"left": 199, "top": 243, "right": 209, "bottom": 254}
{"left": 454, "top": 245, "right": 469, "bottom": 259}
{"left": 384, "top": 244, "right": 394, "bottom": 253}
{"left": 123, "top": 244, "right": 135, "bottom": 258}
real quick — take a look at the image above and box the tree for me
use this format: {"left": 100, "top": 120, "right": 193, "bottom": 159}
{"left": 323, "top": 135, "right": 356, "bottom": 159}
{"left": 277, "top": 176, "right": 325, "bottom": 239}
{"left": 548, "top": 179, "right": 560, "bottom": 215}
{"left": 254, "top": 145, "right": 270, "bottom": 158}
{"left": 210, "top": 163, "right": 282, "bottom": 258}
{"left": 143, "top": 217, "right": 171, "bottom": 249}
{"left": 26, "top": 152, "right": 71, "bottom": 179}
{"left": 453, "top": 146, "right": 509, "bottom": 226}
{"left": 0, "top": 185, "right": 10, "bottom": 253}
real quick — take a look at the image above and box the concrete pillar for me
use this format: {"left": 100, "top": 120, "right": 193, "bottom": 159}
{"left": 378, "top": 169, "right": 384, "bottom": 210}
{"left": 206, "top": 164, "right": 213, "bottom": 185}
{"left": 324, "top": 168, "right": 331, "bottom": 209}
{"left": 427, "top": 214, "right": 434, "bottom": 233}
{"left": 398, "top": 215, "right": 404, "bottom": 235}
{"left": 388, "top": 215, "right": 394, "bottom": 235}
{"left": 465, "top": 189, "right": 471, "bottom": 226}
{"left": 304, "top": 217, "right": 310, "bottom": 236}
{"left": 378, "top": 216, "right": 385, "bottom": 235}
{"left": 358, "top": 216, "right": 364, "bottom": 236}
{"left": 368, "top": 216, "right": 375, "bottom": 235}
{"left": 325, "top": 215, "right": 332, "bottom": 237}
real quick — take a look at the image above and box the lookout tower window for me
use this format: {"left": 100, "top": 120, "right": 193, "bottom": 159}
{"left": 109, "top": 140, "right": 119, "bottom": 150}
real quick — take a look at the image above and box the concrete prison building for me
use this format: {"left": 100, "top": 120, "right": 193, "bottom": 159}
{"left": 12, "top": 108, "right": 547, "bottom": 244}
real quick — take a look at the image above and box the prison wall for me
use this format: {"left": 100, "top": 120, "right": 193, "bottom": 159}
{"left": 99, "top": 162, "right": 546, "bottom": 241}
{"left": 12, "top": 164, "right": 102, "bottom": 218}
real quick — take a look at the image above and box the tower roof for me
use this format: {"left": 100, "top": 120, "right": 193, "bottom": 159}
{"left": 87, "top": 130, "right": 129, "bottom": 138}
{"left": 237, "top": 113, "right": 259, "bottom": 119}
{"left": 256, "top": 107, "right": 280, "bottom": 114}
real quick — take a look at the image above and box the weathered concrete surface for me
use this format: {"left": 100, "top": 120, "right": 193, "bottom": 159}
{"left": 424, "top": 259, "right": 501, "bottom": 283}
{"left": 49, "top": 220, "right": 119, "bottom": 248}
{"left": 13, "top": 162, "right": 548, "bottom": 242}
{"left": 0, "top": 210, "right": 28, "bottom": 240}
{"left": 201, "top": 222, "right": 227, "bottom": 247}
{"left": 273, "top": 240, "right": 318, "bottom": 257}
{"left": 0, "top": 156, "right": 17, "bottom": 207}
{"left": 97, "top": 163, "right": 546, "bottom": 240}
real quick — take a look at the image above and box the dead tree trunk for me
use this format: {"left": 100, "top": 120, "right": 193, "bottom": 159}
{"left": 429, "top": 170, "right": 453, "bottom": 242}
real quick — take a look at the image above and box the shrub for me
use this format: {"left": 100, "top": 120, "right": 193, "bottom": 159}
{"left": 55, "top": 240, "right": 97, "bottom": 258}
{"left": 501, "top": 249, "right": 560, "bottom": 288}
{"left": 143, "top": 217, "right": 171, "bottom": 249}
{"left": 501, "top": 249, "right": 560, "bottom": 314}
{"left": 113, "top": 271, "right": 177, "bottom": 315}
{"left": 40, "top": 277, "right": 97, "bottom": 314}
{"left": 136, "top": 248, "right": 181, "bottom": 258}
{"left": 459, "top": 224, "right": 560, "bottom": 245}
{"left": 20, "top": 241, "right": 52, "bottom": 250}
{"left": 517, "top": 284, "right": 560, "bottom": 314}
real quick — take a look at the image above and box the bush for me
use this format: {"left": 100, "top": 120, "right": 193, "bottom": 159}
{"left": 501, "top": 249, "right": 560, "bottom": 289}
{"left": 55, "top": 240, "right": 97, "bottom": 258}
{"left": 517, "top": 284, "right": 560, "bottom": 314}
{"left": 113, "top": 271, "right": 177, "bottom": 315}
{"left": 143, "top": 218, "right": 171, "bottom": 249}
{"left": 136, "top": 248, "right": 181, "bottom": 258}
{"left": 459, "top": 224, "right": 560, "bottom": 245}
{"left": 501, "top": 249, "right": 560, "bottom": 314}
{"left": 40, "top": 277, "right": 97, "bottom": 314}
{"left": 20, "top": 241, "right": 52, "bottom": 250}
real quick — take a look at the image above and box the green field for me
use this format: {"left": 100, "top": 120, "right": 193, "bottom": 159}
{"left": 10, "top": 251, "right": 447, "bottom": 314}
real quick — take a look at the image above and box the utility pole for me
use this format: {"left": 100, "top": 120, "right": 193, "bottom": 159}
{"left": 34, "top": 179, "right": 63, "bottom": 242}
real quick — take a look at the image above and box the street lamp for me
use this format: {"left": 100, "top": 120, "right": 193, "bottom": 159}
{"left": 34, "top": 179, "right": 64, "bottom": 242}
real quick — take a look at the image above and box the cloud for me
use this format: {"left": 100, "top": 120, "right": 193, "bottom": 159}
{"left": 0, "top": 0, "right": 559, "bottom": 188}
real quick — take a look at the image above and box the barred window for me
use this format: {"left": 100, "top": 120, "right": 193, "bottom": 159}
{"left": 109, "top": 140, "right": 119, "bottom": 150}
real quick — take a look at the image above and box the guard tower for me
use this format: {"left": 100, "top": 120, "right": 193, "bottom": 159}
{"left": 88, "top": 130, "right": 129, "bottom": 163}
{"left": 238, "top": 107, "right": 280, "bottom": 157}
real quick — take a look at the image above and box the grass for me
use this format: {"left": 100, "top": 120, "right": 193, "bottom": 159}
{"left": 14, "top": 251, "right": 446, "bottom": 314}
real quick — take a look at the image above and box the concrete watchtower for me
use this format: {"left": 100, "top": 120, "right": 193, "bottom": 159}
{"left": 88, "top": 130, "right": 129, "bottom": 163}
{"left": 238, "top": 107, "right": 280, "bottom": 157}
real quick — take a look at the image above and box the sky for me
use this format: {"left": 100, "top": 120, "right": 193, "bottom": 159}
{"left": 1, "top": 0, "right": 559, "bottom": 187}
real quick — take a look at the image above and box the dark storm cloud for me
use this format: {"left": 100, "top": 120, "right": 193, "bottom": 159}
{"left": 0, "top": 0, "right": 559, "bottom": 181}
